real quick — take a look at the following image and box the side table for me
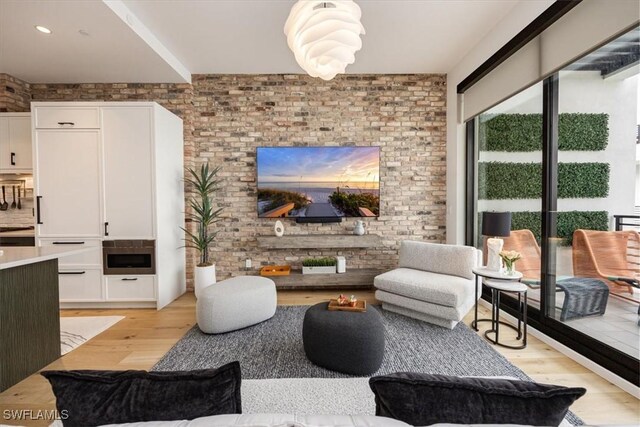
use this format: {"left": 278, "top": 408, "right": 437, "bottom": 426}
{"left": 471, "top": 267, "right": 527, "bottom": 349}
{"left": 483, "top": 279, "right": 528, "bottom": 349}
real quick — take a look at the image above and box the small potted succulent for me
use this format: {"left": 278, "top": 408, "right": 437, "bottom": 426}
{"left": 302, "top": 257, "right": 337, "bottom": 275}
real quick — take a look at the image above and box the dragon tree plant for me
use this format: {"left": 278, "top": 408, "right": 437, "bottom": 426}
{"left": 181, "top": 163, "right": 222, "bottom": 267}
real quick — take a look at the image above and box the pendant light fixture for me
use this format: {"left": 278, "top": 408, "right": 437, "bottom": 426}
{"left": 284, "top": 0, "right": 365, "bottom": 81}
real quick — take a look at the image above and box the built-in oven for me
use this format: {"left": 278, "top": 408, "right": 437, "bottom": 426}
{"left": 102, "top": 240, "right": 155, "bottom": 275}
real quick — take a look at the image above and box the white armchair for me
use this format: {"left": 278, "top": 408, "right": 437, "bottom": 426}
{"left": 374, "top": 240, "right": 481, "bottom": 329}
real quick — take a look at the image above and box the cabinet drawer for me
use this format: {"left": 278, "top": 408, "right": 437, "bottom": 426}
{"left": 58, "top": 269, "right": 102, "bottom": 301}
{"left": 39, "top": 238, "right": 102, "bottom": 266}
{"left": 34, "top": 107, "right": 100, "bottom": 129}
{"left": 105, "top": 276, "right": 155, "bottom": 301}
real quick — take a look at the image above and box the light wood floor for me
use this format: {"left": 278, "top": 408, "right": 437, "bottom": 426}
{"left": 0, "top": 291, "right": 638, "bottom": 426}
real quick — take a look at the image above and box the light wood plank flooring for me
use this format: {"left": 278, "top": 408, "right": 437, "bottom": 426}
{"left": 0, "top": 291, "right": 637, "bottom": 426}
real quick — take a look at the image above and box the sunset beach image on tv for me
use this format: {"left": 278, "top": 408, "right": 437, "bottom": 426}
{"left": 257, "top": 147, "right": 380, "bottom": 218}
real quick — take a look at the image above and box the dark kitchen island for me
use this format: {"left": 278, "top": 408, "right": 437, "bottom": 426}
{"left": 0, "top": 246, "right": 88, "bottom": 392}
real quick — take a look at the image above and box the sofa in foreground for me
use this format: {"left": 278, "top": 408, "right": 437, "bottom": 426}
{"left": 50, "top": 414, "right": 573, "bottom": 427}
{"left": 43, "top": 363, "right": 584, "bottom": 427}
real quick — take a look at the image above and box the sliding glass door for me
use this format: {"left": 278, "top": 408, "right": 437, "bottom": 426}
{"left": 466, "top": 26, "right": 640, "bottom": 384}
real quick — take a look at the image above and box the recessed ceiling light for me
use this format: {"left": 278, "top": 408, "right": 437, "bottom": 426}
{"left": 35, "top": 25, "right": 52, "bottom": 34}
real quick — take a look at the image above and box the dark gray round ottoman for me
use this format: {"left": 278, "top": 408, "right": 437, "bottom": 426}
{"left": 302, "top": 302, "right": 385, "bottom": 375}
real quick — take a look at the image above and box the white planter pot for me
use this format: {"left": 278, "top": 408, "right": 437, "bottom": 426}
{"left": 194, "top": 264, "right": 216, "bottom": 298}
{"left": 302, "top": 266, "right": 336, "bottom": 275}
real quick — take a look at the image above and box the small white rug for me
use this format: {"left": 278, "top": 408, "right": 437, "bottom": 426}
{"left": 60, "top": 316, "right": 124, "bottom": 355}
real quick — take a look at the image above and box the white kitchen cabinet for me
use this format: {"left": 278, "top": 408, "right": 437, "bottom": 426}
{"left": 38, "top": 238, "right": 102, "bottom": 267}
{"left": 105, "top": 276, "right": 155, "bottom": 301}
{"left": 58, "top": 268, "right": 103, "bottom": 302}
{"left": 101, "top": 107, "right": 154, "bottom": 239}
{"left": 32, "top": 102, "right": 185, "bottom": 309}
{"left": 34, "top": 130, "right": 103, "bottom": 237}
{"left": 34, "top": 107, "right": 99, "bottom": 129}
{"left": 0, "top": 113, "right": 32, "bottom": 173}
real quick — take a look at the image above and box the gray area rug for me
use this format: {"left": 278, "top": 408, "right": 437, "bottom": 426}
{"left": 154, "top": 305, "right": 583, "bottom": 425}
{"left": 242, "top": 378, "right": 375, "bottom": 415}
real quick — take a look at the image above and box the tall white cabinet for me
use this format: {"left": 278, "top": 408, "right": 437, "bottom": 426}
{"left": 32, "top": 102, "right": 186, "bottom": 309}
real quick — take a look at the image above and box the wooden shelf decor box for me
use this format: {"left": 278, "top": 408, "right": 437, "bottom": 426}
{"left": 260, "top": 265, "right": 291, "bottom": 276}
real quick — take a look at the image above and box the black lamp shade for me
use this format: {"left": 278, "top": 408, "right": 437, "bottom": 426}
{"left": 482, "top": 212, "right": 511, "bottom": 237}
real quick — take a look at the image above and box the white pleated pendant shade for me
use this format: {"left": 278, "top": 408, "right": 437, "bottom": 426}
{"left": 284, "top": 0, "right": 366, "bottom": 81}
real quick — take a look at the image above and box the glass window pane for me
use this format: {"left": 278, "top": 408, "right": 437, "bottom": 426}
{"left": 552, "top": 27, "right": 640, "bottom": 359}
{"left": 475, "top": 81, "right": 543, "bottom": 314}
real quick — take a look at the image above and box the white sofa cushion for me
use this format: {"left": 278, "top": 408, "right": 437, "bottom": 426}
{"left": 94, "top": 414, "right": 411, "bottom": 427}
{"left": 374, "top": 268, "right": 474, "bottom": 308}
{"left": 375, "top": 289, "right": 476, "bottom": 323}
{"left": 380, "top": 303, "right": 459, "bottom": 329}
{"left": 398, "top": 241, "right": 477, "bottom": 280}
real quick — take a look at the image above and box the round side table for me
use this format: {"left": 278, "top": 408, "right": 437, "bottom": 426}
{"left": 471, "top": 267, "right": 527, "bottom": 349}
{"left": 483, "top": 279, "right": 528, "bottom": 349}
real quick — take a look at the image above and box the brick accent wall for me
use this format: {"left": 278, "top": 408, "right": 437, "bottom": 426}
{"left": 0, "top": 74, "right": 31, "bottom": 112}
{"left": 24, "top": 74, "right": 447, "bottom": 287}
{"left": 191, "top": 74, "right": 447, "bottom": 279}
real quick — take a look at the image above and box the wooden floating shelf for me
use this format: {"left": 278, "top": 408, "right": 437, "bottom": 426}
{"left": 266, "top": 268, "right": 383, "bottom": 290}
{"left": 257, "top": 234, "right": 383, "bottom": 249}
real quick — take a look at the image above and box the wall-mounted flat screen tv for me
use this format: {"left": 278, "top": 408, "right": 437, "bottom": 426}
{"left": 257, "top": 146, "right": 380, "bottom": 219}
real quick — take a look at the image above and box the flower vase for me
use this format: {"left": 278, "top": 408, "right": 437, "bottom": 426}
{"left": 504, "top": 262, "right": 515, "bottom": 276}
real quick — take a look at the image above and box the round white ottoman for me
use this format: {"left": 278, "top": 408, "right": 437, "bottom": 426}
{"left": 196, "top": 276, "right": 277, "bottom": 334}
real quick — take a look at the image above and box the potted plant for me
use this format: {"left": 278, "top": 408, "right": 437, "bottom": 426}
{"left": 302, "top": 257, "right": 337, "bottom": 275}
{"left": 181, "top": 163, "right": 222, "bottom": 298}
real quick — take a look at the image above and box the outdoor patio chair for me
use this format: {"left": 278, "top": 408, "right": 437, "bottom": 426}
{"left": 492, "top": 229, "right": 611, "bottom": 321}
{"left": 501, "top": 229, "right": 542, "bottom": 286}
{"left": 572, "top": 229, "right": 640, "bottom": 296}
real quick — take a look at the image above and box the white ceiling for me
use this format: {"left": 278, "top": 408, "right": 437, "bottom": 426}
{"left": 0, "top": 0, "right": 186, "bottom": 83}
{"left": 0, "top": 0, "right": 522, "bottom": 83}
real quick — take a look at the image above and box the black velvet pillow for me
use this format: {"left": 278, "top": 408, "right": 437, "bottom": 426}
{"left": 369, "top": 372, "right": 585, "bottom": 426}
{"left": 42, "top": 361, "right": 241, "bottom": 427}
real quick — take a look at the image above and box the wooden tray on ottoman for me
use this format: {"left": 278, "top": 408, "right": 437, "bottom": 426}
{"left": 328, "top": 299, "right": 367, "bottom": 312}
{"left": 260, "top": 265, "right": 291, "bottom": 276}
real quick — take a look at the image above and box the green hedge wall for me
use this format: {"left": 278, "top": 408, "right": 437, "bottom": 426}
{"left": 558, "top": 163, "right": 609, "bottom": 199}
{"left": 479, "top": 113, "right": 609, "bottom": 152}
{"left": 478, "top": 162, "right": 609, "bottom": 200}
{"left": 507, "top": 211, "right": 609, "bottom": 245}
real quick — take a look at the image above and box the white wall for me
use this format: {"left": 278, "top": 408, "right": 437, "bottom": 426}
{"left": 445, "top": 1, "right": 554, "bottom": 244}
{"left": 477, "top": 71, "right": 638, "bottom": 228}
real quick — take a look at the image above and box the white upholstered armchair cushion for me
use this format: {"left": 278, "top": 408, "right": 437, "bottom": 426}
{"left": 398, "top": 241, "right": 478, "bottom": 280}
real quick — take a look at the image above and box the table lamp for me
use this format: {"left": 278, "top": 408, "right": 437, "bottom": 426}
{"left": 482, "top": 211, "right": 511, "bottom": 271}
